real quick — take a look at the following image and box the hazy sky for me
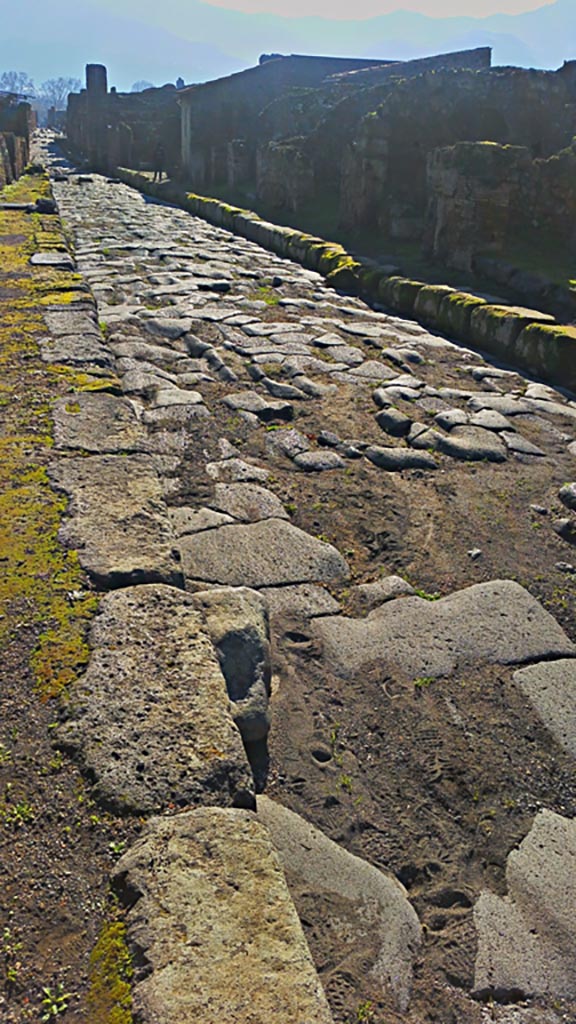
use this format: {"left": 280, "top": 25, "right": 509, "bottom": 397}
{"left": 201, "top": 0, "right": 552, "bottom": 18}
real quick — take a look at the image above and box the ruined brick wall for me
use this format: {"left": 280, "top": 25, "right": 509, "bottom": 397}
{"left": 533, "top": 143, "right": 576, "bottom": 251}
{"left": 337, "top": 66, "right": 576, "bottom": 240}
{"left": 256, "top": 137, "right": 314, "bottom": 212}
{"left": 178, "top": 54, "right": 394, "bottom": 187}
{"left": 424, "top": 139, "right": 576, "bottom": 272}
{"left": 67, "top": 68, "right": 180, "bottom": 175}
{"left": 425, "top": 142, "right": 533, "bottom": 270}
{"left": 179, "top": 48, "right": 494, "bottom": 197}
{"left": 0, "top": 99, "right": 32, "bottom": 184}
{"left": 329, "top": 46, "right": 491, "bottom": 90}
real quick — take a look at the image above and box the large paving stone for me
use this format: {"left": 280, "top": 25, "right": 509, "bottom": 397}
{"left": 474, "top": 810, "right": 576, "bottom": 1000}
{"left": 437, "top": 425, "right": 507, "bottom": 462}
{"left": 58, "top": 586, "right": 254, "bottom": 813}
{"left": 169, "top": 506, "right": 235, "bottom": 536}
{"left": 263, "top": 583, "right": 341, "bottom": 619}
{"left": 265, "top": 427, "right": 311, "bottom": 459}
{"left": 111, "top": 807, "right": 334, "bottom": 1024}
{"left": 31, "top": 251, "right": 75, "bottom": 270}
{"left": 513, "top": 660, "right": 576, "bottom": 759}
{"left": 365, "top": 445, "right": 437, "bottom": 471}
{"left": 52, "top": 392, "right": 147, "bottom": 453}
{"left": 293, "top": 450, "right": 346, "bottom": 472}
{"left": 43, "top": 307, "right": 100, "bottom": 338}
{"left": 40, "top": 331, "right": 114, "bottom": 370}
{"left": 210, "top": 483, "right": 288, "bottom": 522}
{"left": 205, "top": 457, "right": 269, "bottom": 483}
{"left": 180, "top": 518, "right": 349, "bottom": 589}
{"left": 189, "top": 587, "right": 271, "bottom": 743}
{"left": 349, "top": 575, "right": 415, "bottom": 615}
{"left": 223, "top": 391, "right": 293, "bottom": 422}
{"left": 48, "top": 454, "right": 182, "bottom": 588}
{"left": 312, "top": 581, "right": 575, "bottom": 680}
{"left": 467, "top": 394, "right": 532, "bottom": 416}
{"left": 110, "top": 339, "right": 190, "bottom": 367}
{"left": 143, "top": 316, "right": 192, "bottom": 339}
{"left": 258, "top": 796, "right": 421, "bottom": 1012}
{"left": 152, "top": 387, "right": 204, "bottom": 408}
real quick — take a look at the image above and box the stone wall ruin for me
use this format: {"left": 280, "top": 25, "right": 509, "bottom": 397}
{"left": 0, "top": 93, "right": 34, "bottom": 186}
{"left": 65, "top": 49, "right": 576, "bottom": 310}
{"left": 67, "top": 64, "right": 181, "bottom": 176}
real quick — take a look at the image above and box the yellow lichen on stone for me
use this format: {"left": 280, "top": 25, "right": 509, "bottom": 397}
{"left": 0, "top": 172, "right": 99, "bottom": 700}
{"left": 87, "top": 921, "right": 133, "bottom": 1024}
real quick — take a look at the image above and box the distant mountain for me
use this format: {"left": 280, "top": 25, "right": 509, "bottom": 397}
{"left": 0, "top": 0, "right": 573, "bottom": 92}
{"left": 0, "top": 0, "right": 244, "bottom": 89}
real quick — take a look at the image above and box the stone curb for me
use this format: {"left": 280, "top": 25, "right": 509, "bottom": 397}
{"left": 113, "top": 167, "right": 576, "bottom": 394}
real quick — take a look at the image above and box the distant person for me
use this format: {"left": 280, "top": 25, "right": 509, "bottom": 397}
{"left": 153, "top": 143, "right": 165, "bottom": 183}
{"left": 176, "top": 77, "right": 185, "bottom": 89}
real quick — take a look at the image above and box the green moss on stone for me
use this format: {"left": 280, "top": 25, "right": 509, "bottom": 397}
{"left": 438, "top": 291, "right": 487, "bottom": 338}
{"left": 87, "top": 921, "right": 133, "bottom": 1024}
{"left": 413, "top": 284, "right": 456, "bottom": 328}
{"left": 470, "top": 304, "right": 554, "bottom": 356}
{"left": 394, "top": 279, "right": 425, "bottom": 316}
{"left": 0, "top": 173, "right": 100, "bottom": 700}
{"left": 514, "top": 323, "right": 576, "bottom": 391}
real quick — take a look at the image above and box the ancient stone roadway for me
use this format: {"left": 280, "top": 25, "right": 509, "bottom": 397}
{"left": 35, "top": 135, "right": 576, "bottom": 1024}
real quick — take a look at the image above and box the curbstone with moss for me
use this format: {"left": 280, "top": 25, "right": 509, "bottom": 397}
{"left": 395, "top": 278, "right": 425, "bottom": 317}
{"left": 325, "top": 256, "right": 362, "bottom": 293}
{"left": 377, "top": 275, "right": 425, "bottom": 314}
{"left": 413, "top": 284, "right": 457, "bottom": 329}
{"left": 469, "top": 304, "right": 556, "bottom": 358}
{"left": 513, "top": 323, "right": 576, "bottom": 391}
{"left": 358, "top": 266, "right": 389, "bottom": 299}
{"left": 437, "top": 291, "right": 487, "bottom": 339}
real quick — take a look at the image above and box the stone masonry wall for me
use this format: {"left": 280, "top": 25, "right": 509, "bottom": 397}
{"left": 178, "top": 49, "right": 491, "bottom": 192}
{"left": 67, "top": 67, "right": 181, "bottom": 175}
{"left": 425, "top": 142, "right": 533, "bottom": 271}
{"left": 338, "top": 66, "right": 576, "bottom": 240}
{"left": 0, "top": 98, "right": 33, "bottom": 185}
{"left": 425, "top": 140, "right": 576, "bottom": 272}
{"left": 256, "top": 137, "right": 315, "bottom": 212}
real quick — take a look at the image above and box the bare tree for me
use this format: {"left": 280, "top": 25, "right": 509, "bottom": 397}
{"left": 38, "top": 77, "right": 81, "bottom": 109}
{"left": 131, "top": 80, "right": 154, "bottom": 92}
{"left": 0, "top": 70, "right": 35, "bottom": 96}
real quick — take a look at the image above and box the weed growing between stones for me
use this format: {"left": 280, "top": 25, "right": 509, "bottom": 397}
{"left": 246, "top": 284, "right": 280, "bottom": 305}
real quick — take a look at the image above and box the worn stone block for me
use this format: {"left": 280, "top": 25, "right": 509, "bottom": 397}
{"left": 470, "top": 304, "right": 555, "bottom": 359}
{"left": 180, "top": 518, "right": 349, "bottom": 589}
{"left": 58, "top": 585, "right": 254, "bottom": 813}
{"left": 474, "top": 811, "right": 576, "bottom": 1000}
{"left": 313, "top": 580, "right": 575, "bottom": 680}
{"left": 112, "top": 808, "right": 334, "bottom": 1024}
{"left": 258, "top": 796, "right": 421, "bottom": 1012}
{"left": 189, "top": 587, "right": 271, "bottom": 743}
{"left": 437, "top": 290, "right": 487, "bottom": 339}
{"left": 52, "top": 392, "right": 147, "bottom": 453}
{"left": 513, "top": 323, "right": 576, "bottom": 392}
{"left": 48, "top": 454, "right": 182, "bottom": 589}
{"left": 413, "top": 284, "right": 456, "bottom": 328}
